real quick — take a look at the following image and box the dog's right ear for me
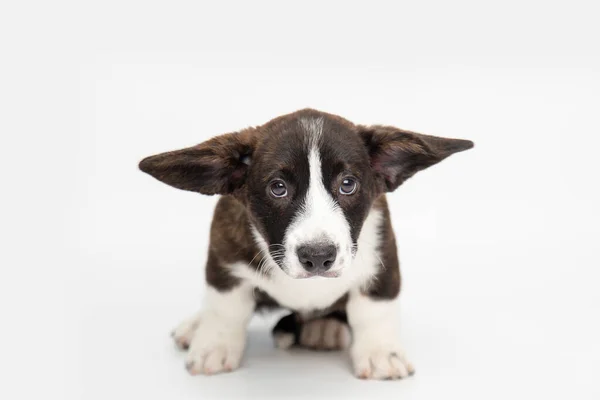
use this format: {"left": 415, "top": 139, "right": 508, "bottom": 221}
{"left": 139, "top": 129, "right": 257, "bottom": 195}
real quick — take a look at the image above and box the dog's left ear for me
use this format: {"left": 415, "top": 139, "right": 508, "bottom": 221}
{"left": 359, "top": 125, "right": 474, "bottom": 192}
{"left": 139, "top": 129, "right": 257, "bottom": 195}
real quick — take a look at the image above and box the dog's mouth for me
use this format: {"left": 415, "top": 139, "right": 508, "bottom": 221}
{"left": 294, "top": 270, "right": 342, "bottom": 279}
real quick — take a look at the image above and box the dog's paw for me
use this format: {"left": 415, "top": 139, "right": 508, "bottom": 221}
{"left": 272, "top": 313, "right": 351, "bottom": 351}
{"left": 298, "top": 318, "right": 351, "bottom": 350}
{"left": 185, "top": 317, "right": 246, "bottom": 375}
{"left": 171, "top": 312, "right": 201, "bottom": 350}
{"left": 273, "top": 332, "right": 296, "bottom": 349}
{"left": 351, "top": 344, "right": 414, "bottom": 380}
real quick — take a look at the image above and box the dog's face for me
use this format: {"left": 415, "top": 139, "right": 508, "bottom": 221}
{"left": 244, "top": 114, "right": 380, "bottom": 279}
{"left": 140, "top": 109, "right": 473, "bottom": 279}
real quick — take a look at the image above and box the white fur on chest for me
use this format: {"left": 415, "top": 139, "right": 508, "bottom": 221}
{"left": 229, "top": 207, "right": 384, "bottom": 311}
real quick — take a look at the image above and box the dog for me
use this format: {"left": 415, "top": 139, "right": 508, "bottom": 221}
{"left": 139, "top": 108, "right": 473, "bottom": 379}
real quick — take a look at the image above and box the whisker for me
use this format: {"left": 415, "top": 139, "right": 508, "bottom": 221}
{"left": 249, "top": 247, "right": 268, "bottom": 265}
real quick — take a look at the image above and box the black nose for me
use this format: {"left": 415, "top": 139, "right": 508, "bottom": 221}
{"left": 296, "top": 244, "right": 337, "bottom": 273}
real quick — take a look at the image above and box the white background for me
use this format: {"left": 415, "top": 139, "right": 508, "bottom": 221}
{"left": 1, "top": 1, "right": 599, "bottom": 399}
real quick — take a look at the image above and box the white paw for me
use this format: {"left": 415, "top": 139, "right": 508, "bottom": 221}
{"left": 171, "top": 312, "right": 201, "bottom": 350}
{"left": 273, "top": 332, "right": 295, "bottom": 349}
{"left": 299, "top": 318, "right": 351, "bottom": 350}
{"left": 351, "top": 340, "right": 414, "bottom": 380}
{"left": 185, "top": 316, "right": 246, "bottom": 375}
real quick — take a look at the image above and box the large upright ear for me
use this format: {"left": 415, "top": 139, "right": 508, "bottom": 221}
{"left": 138, "top": 129, "right": 257, "bottom": 195}
{"left": 359, "top": 125, "right": 474, "bottom": 192}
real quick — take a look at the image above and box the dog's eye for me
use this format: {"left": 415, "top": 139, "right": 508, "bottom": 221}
{"left": 270, "top": 180, "right": 288, "bottom": 198}
{"left": 339, "top": 177, "right": 357, "bottom": 195}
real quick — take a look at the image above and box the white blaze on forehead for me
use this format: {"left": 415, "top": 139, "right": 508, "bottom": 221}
{"left": 299, "top": 116, "right": 324, "bottom": 145}
{"left": 302, "top": 147, "right": 341, "bottom": 231}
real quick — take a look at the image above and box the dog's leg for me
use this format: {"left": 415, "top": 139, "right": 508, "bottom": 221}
{"left": 182, "top": 284, "right": 255, "bottom": 375}
{"left": 272, "top": 311, "right": 351, "bottom": 351}
{"left": 346, "top": 290, "right": 414, "bottom": 380}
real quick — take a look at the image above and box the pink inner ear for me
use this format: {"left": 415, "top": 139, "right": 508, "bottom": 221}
{"left": 370, "top": 153, "right": 396, "bottom": 187}
{"left": 229, "top": 163, "right": 248, "bottom": 185}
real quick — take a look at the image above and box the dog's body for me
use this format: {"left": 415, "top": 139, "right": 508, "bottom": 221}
{"left": 140, "top": 109, "right": 473, "bottom": 379}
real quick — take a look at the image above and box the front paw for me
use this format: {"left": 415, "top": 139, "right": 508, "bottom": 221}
{"left": 350, "top": 342, "right": 414, "bottom": 380}
{"left": 171, "top": 312, "right": 201, "bottom": 350}
{"left": 184, "top": 317, "right": 246, "bottom": 376}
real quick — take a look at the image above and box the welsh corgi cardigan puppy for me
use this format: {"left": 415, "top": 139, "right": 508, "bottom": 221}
{"left": 139, "top": 109, "right": 473, "bottom": 379}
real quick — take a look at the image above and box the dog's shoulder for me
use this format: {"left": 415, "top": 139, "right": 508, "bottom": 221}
{"left": 208, "top": 195, "right": 259, "bottom": 267}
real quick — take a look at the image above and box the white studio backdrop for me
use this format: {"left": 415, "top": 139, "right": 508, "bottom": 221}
{"left": 1, "top": 1, "right": 599, "bottom": 399}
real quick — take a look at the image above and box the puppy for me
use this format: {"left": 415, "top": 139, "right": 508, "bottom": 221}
{"left": 139, "top": 109, "right": 473, "bottom": 379}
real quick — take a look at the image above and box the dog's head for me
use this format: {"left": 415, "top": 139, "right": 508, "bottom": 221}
{"left": 140, "top": 109, "right": 473, "bottom": 279}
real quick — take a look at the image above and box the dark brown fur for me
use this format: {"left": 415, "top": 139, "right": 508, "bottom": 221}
{"left": 363, "top": 195, "right": 402, "bottom": 299}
